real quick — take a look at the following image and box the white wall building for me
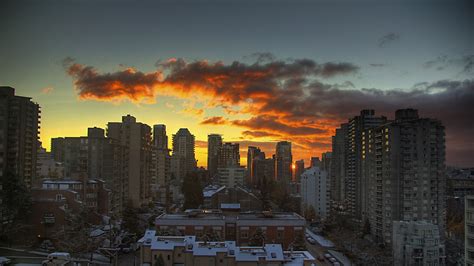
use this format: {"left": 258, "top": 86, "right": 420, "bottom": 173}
{"left": 217, "top": 167, "right": 245, "bottom": 188}
{"left": 300, "top": 166, "right": 329, "bottom": 219}
{"left": 393, "top": 221, "right": 445, "bottom": 266}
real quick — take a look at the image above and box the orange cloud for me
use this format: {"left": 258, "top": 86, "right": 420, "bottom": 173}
{"left": 63, "top": 57, "right": 474, "bottom": 166}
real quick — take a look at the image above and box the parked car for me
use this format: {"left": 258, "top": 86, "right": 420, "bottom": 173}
{"left": 0, "top": 257, "right": 11, "bottom": 266}
{"left": 329, "top": 257, "right": 337, "bottom": 263}
{"left": 306, "top": 237, "right": 316, "bottom": 245}
{"left": 324, "top": 253, "right": 332, "bottom": 259}
{"left": 42, "top": 252, "right": 71, "bottom": 266}
{"left": 333, "top": 262, "right": 341, "bottom": 266}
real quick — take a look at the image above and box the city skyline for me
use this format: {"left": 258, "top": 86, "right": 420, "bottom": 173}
{"left": 1, "top": 0, "right": 473, "bottom": 168}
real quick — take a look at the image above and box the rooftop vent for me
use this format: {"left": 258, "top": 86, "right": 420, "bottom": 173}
{"left": 262, "top": 210, "right": 273, "bottom": 218}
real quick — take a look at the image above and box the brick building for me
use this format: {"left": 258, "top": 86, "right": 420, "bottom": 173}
{"left": 155, "top": 210, "right": 305, "bottom": 249}
{"left": 30, "top": 179, "right": 109, "bottom": 240}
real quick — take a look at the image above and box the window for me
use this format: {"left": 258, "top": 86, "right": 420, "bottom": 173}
{"left": 241, "top": 231, "right": 248, "bottom": 239}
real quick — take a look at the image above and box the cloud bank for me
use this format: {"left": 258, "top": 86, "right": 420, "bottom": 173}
{"left": 64, "top": 56, "right": 474, "bottom": 167}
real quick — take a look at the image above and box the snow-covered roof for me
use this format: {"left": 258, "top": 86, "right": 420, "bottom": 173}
{"left": 220, "top": 203, "right": 240, "bottom": 209}
{"left": 203, "top": 185, "right": 226, "bottom": 198}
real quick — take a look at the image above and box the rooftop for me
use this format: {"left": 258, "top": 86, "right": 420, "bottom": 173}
{"left": 139, "top": 231, "right": 314, "bottom": 264}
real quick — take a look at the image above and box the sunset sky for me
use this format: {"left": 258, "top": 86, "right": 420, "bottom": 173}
{"left": 1, "top": 0, "right": 473, "bottom": 167}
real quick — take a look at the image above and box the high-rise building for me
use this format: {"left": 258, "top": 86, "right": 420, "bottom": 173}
{"left": 321, "top": 152, "right": 332, "bottom": 173}
{"left": 36, "top": 147, "right": 64, "bottom": 179}
{"left": 0, "top": 87, "right": 40, "bottom": 189}
{"left": 300, "top": 166, "right": 330, "bottom": 219}
{"left": 392, "top": 221, "right": 445, "bottom": 266}
{"left": 171, "top": 128, "right": 196, "bottom": 179}
{"left": 310, "top": 157, "right": 320, "bottom": 168}
{"left": 252, "top": 157, "right": 274, "bottom": 187}
{"left": 207, "top": 134, "right": 222, "bottom": 178}
{"left": 51, "top": 137, "right": 65, "bottom": 163}
{"left": 247, "top": 146, "right": 264, "bottom": 186}
{"left": 465, "top": 195, "right": 474, "bottom": 265}
{"left": 151, "top": 124, "right": 171, "bottom": 205}
{"left": 294, "top": 159, "right": 305, "bottom": 182}
{"left": 365, "top": 109, "right": 445, "bottom": 245}
{"left": 108, "top": 115, "right": 152, "bottom": 208}
{"left": 153, "top": 124, "right": 168, "bottom": 150}
{"left": 217, "top": 166, "right": 246, "bottom": 188}
{"left": 275, "top": 141, "right": 292, "bottom": 183}
{"left": 345, "top": 110, "right": 387, "bottom": 219}
{"left": 51, "top": 128, "right": 125, "bottom": 213}
{"left": 330, "top": 124, "right": 348, "bottom": 205}
{"left": 219, "top": 142, "right": 240, "bottom": 168}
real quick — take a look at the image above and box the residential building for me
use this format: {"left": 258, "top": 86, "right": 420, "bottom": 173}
{"left": 252, "top": 157, "right": 275, "bottom": 187}
{"left": 294, "top": 159, "right": 305, "bottom": 182}
{"left": 152, "top": 124, "right": 171, "bottom": 205}
{"left": 0, "top": 87, "right": 40, "bottom": 189}
{"left": 347, "top": 109, "right": 387, "bottom": 220}
{"left": 217, "top": 166, "right": 245, "bottom": 188}
{"left": 466, "top": 195, "right": 474, "bottom": 265}
{"left": 153, "top": 124, "right": 168, "bottom": 150}
{"left": 366, "top": 109, "right": 446, "bottom": 245}
{"left": 275, "top": 141, "right": 292, "bottom": 184}
{"left": 138, "top": 231, "right": 315, "bottom": 266}
{"left": 31, "top": 179, "right": 110, "bottom": 240}
{"left": 36, "top": 146, "right": 64, "bottom": 179}
{"left": 107, "top": 115, "right": 152, "bottom": 208}
{"left": 207, "top": 134, "right": 222, "bottom": 179}
{"left": 219, "top": 142, "right": 240, "bottom": 168}
{"left": 51, "top": 128, "right": 125, "bottom": 214}
{"left": 321, "top": 152, "right": 332, "bottom": 173}
{"left": 155, "top": 211, "right": 306, "bottom": 249}
{"left": 310, "top": 157, "right": 320, "bottom": 168}
{"left": 330, "top": 124, "right": 348, "bottom": 205}
{"left": 393, "top": 221, "right": 446, "bottom": 266}
{"left": 300, "top": 166, "right": 329, "bottom": 219}
{"left": 247, "top": 146, "right": 264, "bottom": 185}
{"left": 171, "top": 128, "right": 196, "bottom": 179}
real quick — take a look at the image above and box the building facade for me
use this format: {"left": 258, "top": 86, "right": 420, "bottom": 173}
{"left": 275, "top": 141, "right": 292, "bottom": 184}
{"left": 366, "top": 109, "right": 446, "bottom": 245}
{"left": 466, "top": 195, "right": 474, "bottom": 265}
{"left": 294, "top": 159, "right": 305, "bottom": 183}
{"left": 155, "top": 211, "right": 306, "bottom": 249}
{"left": 393, "top": 221, "right": 446, "bottom": 266}
{"left": 330, "top": 124, "right": 348, "bottom": 205}
{"left": 107, "top": 115, "right": 152, "bottom": 208}
{"left": 218, "top": 166, "right": 245, "bottom": 188}
{"left": 300, "top": 166, "right": 329, "bottom": 219}
{"left": 171, "top": 128, "right": 196, "bottom": 179}
{"left": 0, "top": 87, "right": 40, "bottom": 189}
{"left": 219, "top": 143, "right": 240, "bottom": 168}
{"left": 247, "top": 146, "right": 264, "bottom": 186}
{"left": 139, "top": 231, "right": 315, "bottom": 266}
{"left": 207, "top": 134, "right": 223, "bottom": 179}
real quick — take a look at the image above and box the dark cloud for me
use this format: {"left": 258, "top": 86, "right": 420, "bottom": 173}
{"left": 232, "top": 116, "right": 328, "bottom": 136}
{"left": 64, "top": 56, "right": 474, "bottom": 166}
{"left": 241, "top": 130, "right": 281, "bottom": 138}
{"left": 378, "top": 33, "right": 400, "bottom": 48}
{"left": 423, "top": 54, "right": 474, "bottom": 74}
{"left": 369, "top": 63, "right": 386, "bottom": 67}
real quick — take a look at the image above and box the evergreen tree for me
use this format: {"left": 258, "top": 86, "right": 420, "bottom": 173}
{"left": 122, "top": 201, "right": 141, "bottom": 236}
{"left": 0, "top": 172, "right": 32, "bottom": 242}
